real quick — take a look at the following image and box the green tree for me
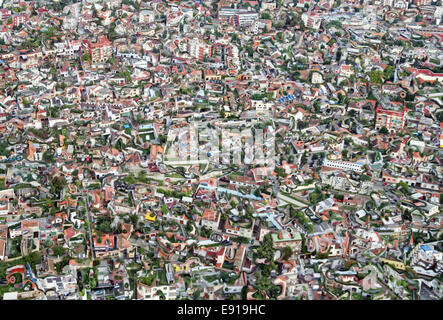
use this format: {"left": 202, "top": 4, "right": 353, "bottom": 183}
{"left": 383, "top": 65, "right": 395, "bottom": 81}
{"left": 369, "top": 70, "right": 383, "bottom": 84}
{"left": 50, "top": 176, "right": 67, "bottom": 195}
{"left": 255, "top": 274, "right": 271, "bottom": 294}
{"left": 257, "top": 234, "right": 275, "bottom": 262}
{"left": 268, "top": 285, "right": 282, "bottom": 299}
{"left": 140, "top": 273, "right": 157, "bottom": 286}
{"left": 161, "top": 204, "right": 169, "bottom": 215}
{"left": 43, "top": 27, "right": 57, "bottom": 38}
{"left": 24, "top": 251, "right": 42, "bottom": 267}
{"left": 274, "top": 167, "right": 286, "bottom": 177}
{"left": 43, "top": 149, "right": 55, "bottom": 163}
{"left": 396, "top": 181, "right": 410, "bottom": 195}
{"left": 282, "top": 246, "right": 293, "bottom": 260}
{"left": 379, "top": 126, "right": 389, "bottom": 134}
{"left": 96, "top": 219, "right": 112, "bottom": 234}
{"left": 82, "top": 53, "right": 92, "bottom": 63}
{"left": 53, "top": 245, "right": 67, "bottom": 257}
{"left": 192, "top": 289, "right": 201, "bottom": 299}
{"left": 244, "top": 46, "right": 254, "bottom": 57}
{"left": 261, "top": 12, "right": 271, "bottom": 19}
{"left": 316, "top": 249, "right": 329, "bottom": 259}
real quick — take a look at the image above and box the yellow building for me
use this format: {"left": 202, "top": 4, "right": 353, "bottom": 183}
{"left": 171, "top": 263, "right": 190, "bottom": 273}
{"left": 380, "top": 258, "right": 406, "bottom": 271}
{"left": 145, "top": 212, "right": 157, "bottom": 222}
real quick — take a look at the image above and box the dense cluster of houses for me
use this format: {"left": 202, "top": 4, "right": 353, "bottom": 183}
{"left": 0, "top": 0, "right": 441, "bottom": 301}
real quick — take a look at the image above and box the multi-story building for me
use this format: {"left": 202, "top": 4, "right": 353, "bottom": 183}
{"left": 218, "top": 7, "right": 242, "bottom": 22}
{"left": 383, "top": 0, "right": 408, "bottom": 8}
{"left": 0, "top": 197, "right": 12, "bottom": 216}
{"left": 188, "top": 38, "right": 212, "bottom": 60}
{"left": 301, "top": 12, "right": 322, "bottom": 30}
{"left": 0, "top": 238, "right": 5, "bottom": 261}
{"left": 218, "top": 7, "right": 258, "bottom": 27}
{"left": 0, "top": 9, "right": 11, "bottom": 20}
{"left": 40, "top": 275, "right": 78, "bottom": 296}
{"left": 252, "top": 19, "right": 272, "bottom": 34}
{"left": 54, "top": 40, "right": 82, "bottom": 57}
{"left": 323, "top": 159, "right": 364, "bottom": 173}
{"left": 85, "top": 36, "right": 113, "bottom": 63}
{"left": 413, "top": 0, "right": 432, "bottom": 5}
{"left": 13, "top": 14, "right": 28, "bottom": 27}
{"left": 261, "top": 1, "right": 277, "bottom": 10}
{"left": 375, "top": 105, "right": 407, "bottom": 133}
{"left": 271, "top": 231, "right": 303, "bottom": 254}
{"left": 251, "top": 100, "right": 273, "bottom": 117}
{"left": 414, "top": 69, "right": 443, "bottom": 84}
{"left": 137, "top": 283, "right": 178, "bottom": 300}
{"left": 233, "top": 12, "right": 259, "bottom": 28}
{"left": 224, "top": 219, "right": 253, "bottom": 239}
{"left": 139, "top": 10, "right": 155, "bottom": 24}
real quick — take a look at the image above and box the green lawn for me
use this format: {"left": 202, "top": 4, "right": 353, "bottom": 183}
{"left": 158, "top": 267, "right": 168, "bottom": 285}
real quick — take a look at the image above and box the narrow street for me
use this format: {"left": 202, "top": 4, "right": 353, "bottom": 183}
{"left": 82, "top": 190, "right": 95, "bottom": 259}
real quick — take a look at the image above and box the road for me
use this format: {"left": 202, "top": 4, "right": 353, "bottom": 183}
{"left": 163, "top": 159, "right": 209, "bottom": 166}
{"left": 82, "top": 190, "right": 95, "bottom": 259}
{"left": 277, "top": 193, "right": 309, "bottom": 208}
{"left": 296, "top": 31, "right": 306, "bottom": 48}
{"left": 180, "top": 224, "right": 187, "bottom": 238}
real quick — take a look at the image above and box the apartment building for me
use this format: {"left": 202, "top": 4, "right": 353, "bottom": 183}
{"left": 375, "top": 105, "right": 407, "bottom": 133}
{"left": 85, "top": 36, "right": 113, "bottom": 63}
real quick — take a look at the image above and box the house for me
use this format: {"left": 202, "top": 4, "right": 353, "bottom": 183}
{"left": 40, "top": 275, "right": 78, "bottom": 296}
{"left": 64, "top": 227, "right": 83, "bottom": 247}
{"left": 414, "top": 69, "right": 443, "bottom": 84}
{"left": 224, "top": 218, "right": 253, "bottom": 240}
{"left": 137, "top": 283, "right": 178, "bottom": 300}
{"left": 271, "top": 231, "right": 303, "bottom": 254}
{"left": 311, "top": 71, "right": 324, "bottom": 84}
{"left": 251, "top": 100, "right": 273, "bottom": 117}
{"left": 0, "top": 238, "right": 6, "bottom": 261}
{"left": 200, "top": 209, "right": 221, "bottom": 231}
{"left": 339, "top": 64, "right": 353, "bottom": 78}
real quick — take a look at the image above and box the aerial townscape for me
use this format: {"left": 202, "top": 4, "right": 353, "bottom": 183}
{"left": 0, "top": 0, "right": 441, "bottom": 302}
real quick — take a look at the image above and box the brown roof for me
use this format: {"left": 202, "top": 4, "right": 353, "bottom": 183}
{"left": 22, "top": 219, "right": 40, "bottom": 229}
